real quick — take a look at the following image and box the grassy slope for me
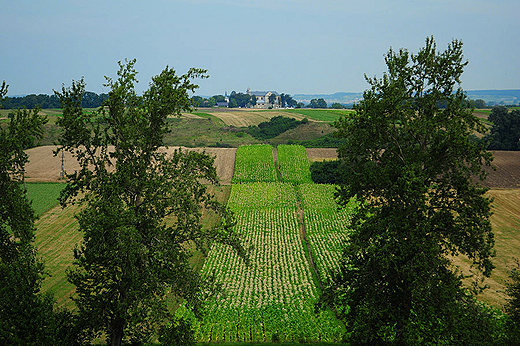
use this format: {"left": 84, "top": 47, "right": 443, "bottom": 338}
{"left": 26, "top": 182, "right": 65, "bottom": 216}
{"left": 477, "top": 189, "right": 520, "bottom": 307}
{"left": 283, "top": 109, "right": 352, "bottom": 122}
{"left": 35, "top": 203, "right": 81, "bottom": 308}
{"left": 34, "top": 184, "right": 232, "bottom": 309}
{"left": 452, "top": 189, "right": 520, "bottom": 308}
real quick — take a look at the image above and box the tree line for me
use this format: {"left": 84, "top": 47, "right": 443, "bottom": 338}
{"left": 1, "top": 91, "right": 108, "bottom": 109}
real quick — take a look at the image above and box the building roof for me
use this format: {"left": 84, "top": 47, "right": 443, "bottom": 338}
{"left": 250, "top": 90, "right": 279, "bottom": 96}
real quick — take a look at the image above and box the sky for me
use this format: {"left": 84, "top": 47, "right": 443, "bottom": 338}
{"left": 1, "top": 0, "right": 519, "bottom": 97}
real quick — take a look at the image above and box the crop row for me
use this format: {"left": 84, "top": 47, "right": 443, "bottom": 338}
{"left": 192, "top": 183, "right": 344, "bottom": 342}
{"left": 227, "top": 182, "right": 297, "bottom": 210}
{"left": 299, "top": 184, "right": 357, "bottom": 280}
{"left": 277, "top": 144, "right": 313, "bottom": 184}
{"left": 232, "top": 144, "right": 278, "bottom": 183}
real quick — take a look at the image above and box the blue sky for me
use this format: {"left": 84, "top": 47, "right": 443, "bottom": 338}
{"left": 1, "top": 0, "right": 519, "bottom": 96}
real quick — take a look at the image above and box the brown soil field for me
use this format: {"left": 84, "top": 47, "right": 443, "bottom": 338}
{"left": 482, "top": 151, "right": 520, "bottom": 189}
{"left": 26, "top": 147, "right": 518, "bottom": 189}
{"left": 25, "top": 146, "right": 82, "bottom": 182}
{"left": 306, "top": 148, "right": 338, "bottom": 162}
{"left": 305, "top": 149, "right": 520, "bottom": 189}
{"left": 25, "top": 146, "right": 236, "bottom": 185}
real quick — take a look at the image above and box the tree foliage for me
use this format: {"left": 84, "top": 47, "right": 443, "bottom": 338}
{"left": 1, "top": 91, "right": 108, "bottom": 109}
{"left": 321, "top": 37, "right": 497, "bottom": 345}
{"left": 280, "top": 93, "right": 297, "bottom": 108}
{"left": 228, "top": 91, "right": 255, "bottom": 108}
{"left": 308, "top": 98, "right": 327, "bottom": 108}
{"left": 485, "top": 105, "right": 520, "bottom": 150}
{"left": 55, "top": 60, "right": 245, "bottom": 346}
{"left": 248, "top": 115, "right": 307, "bottom": 140}
{"left": 0, "top": 82, "right": 68, "bottom": 345}
{"left": 505, "top": 262, "right": 520, "bottom": 345}
{"left": 309, "top": 160, "right": 347, "bottom": 184}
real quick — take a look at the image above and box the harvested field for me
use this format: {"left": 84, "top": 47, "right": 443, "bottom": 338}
{"left": 25, "top": 146, "right": 82, "bottom": 182}
{"left": 26, "top": 146, "right": 236, "bottom": 185}
{"left": 305, "top": 148, "right": 338, "bottom": 162}
{"left": 305, "top": 149, "right": 520, "bottom": 189}
{"left": 27, "top": 147, "right": 518, "bottom": 189}
{"left": 35, "top": 203, "right": 82, "bottom": 308}
{"left": 207, "top": 109, "right": 307, "bottom": 127}
{"left": 454, "top": 188, "right": 520, "bottom": 307}
{"left": 483, "top": 151, "right": 520, "bottom": 189}
{"left": 160, "top": 147, "right": 236, "bottom": 185}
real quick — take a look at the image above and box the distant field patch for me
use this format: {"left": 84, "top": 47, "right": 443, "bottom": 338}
{"left": 232, "top": 144, "right": 278, "bottom": 183}
{"left": 277, "top": 144, "right": 313, "bottom": 184}
{"left": 208, "top": 110, "right": 306, "bottom": 127}
{"left": 284, "top": 109, "right": 351, "bottom": 122}
{"left": 26, "top": 182, "right": 65, "bottom": 216}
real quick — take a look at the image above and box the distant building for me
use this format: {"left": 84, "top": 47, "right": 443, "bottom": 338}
{"left": 216, "top": 101, "right": 229, "bottom": 107}
{"left": 247, "top": 88, "right": 281, "bottom": 109}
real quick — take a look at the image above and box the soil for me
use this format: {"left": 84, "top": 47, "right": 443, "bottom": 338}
{"left": 482, "top": 151, "right": 520, "bottom": 189}
{"left": 25, "top": 146, "right": 236, "bottom": 185}
{"left": 25, "top": 146, "right": 519, "bottom": 189}
{"left": 305, "top": 148, "right": 338, "bottom": 162}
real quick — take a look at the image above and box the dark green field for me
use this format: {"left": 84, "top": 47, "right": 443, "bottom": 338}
{"left": 26, "top": 182, "right": 65, "bottom": 216}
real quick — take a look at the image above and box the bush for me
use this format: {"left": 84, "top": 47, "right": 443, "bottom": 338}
{"left": 158, "top": 318, "right": 195, "bottom": 346}
{"left": 310, "top": 160, "right": 346, "bottom": 184}
{"left": 248, "top": 116, "right": 306, "bottom": 140}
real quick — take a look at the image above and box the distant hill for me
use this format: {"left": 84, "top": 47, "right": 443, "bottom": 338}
{"left": 293, "top": 90, "right": 520, "bottom": 106}
{"left": 292, "top": 92, "right": 363, "bottom": 106}
{"left": 465, "top": 90, "right": 520, "bottom": 105}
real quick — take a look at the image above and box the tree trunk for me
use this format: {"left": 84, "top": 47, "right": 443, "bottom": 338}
{"left": 111, "top": 319, "right": 124, "bottom": 346}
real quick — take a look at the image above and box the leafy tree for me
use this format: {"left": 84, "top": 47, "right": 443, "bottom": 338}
{"left": 474, "top": 99, "right": 486, "bottom": 109}
{"left": 321, "top": 37, "right": 497, "bottom": 345}
{"left": 330, "top": 102, "right": 345, "bottom": 109}
{"left": 308, "top": 98, "right": 318, "bottom": 108}
{"left": 280, "top": 93, "right": 297, "bottom": 108}
{"left": 55, "top": 60, "right": 245, "bottom": 346}
{"left": 505, "top": 262, "right": 520, "bottom": 345}
{"left": 212, "top": 95, "right": 226, "bottom": 102}
{"left": 0, "top": 82, "right": 71, "bottom": 345}
{"left": 308, "top": 98, "right": 327, "bottom": 108}
{"left": 268, "top": 93, "right": 278, "bottom": 106}
{"left": 228, "top": 98, "right": 238, "bottom": 108}
{"left": 485, "top": 105, "right": 520, "bottom": 150}
{"left": 228, "top": 91, "right": 254, "bottom": 108}
{"left": 310, "top": 160, "right": 347, "bottom": 184}
{"left": 317, "top": 98, "right": 327, "bottom": 108}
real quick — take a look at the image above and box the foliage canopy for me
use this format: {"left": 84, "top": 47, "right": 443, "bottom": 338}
{"left": 0, "top": 82, "right": 72, "bottom": 345}
{"left": 485, "top": 105, "right": 520, "bottom": 150}
{"left": 55, "top": 60, "right": 245, "bottom": 346}
{"left": 321, "top": 37, "right": 498, "bottom": 345}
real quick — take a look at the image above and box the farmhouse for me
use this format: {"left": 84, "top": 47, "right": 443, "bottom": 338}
{"left": 247, "top": 88, "right": 281, "bottom": 108}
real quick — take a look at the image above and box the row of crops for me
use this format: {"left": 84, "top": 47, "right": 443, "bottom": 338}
{"left": 185, "top": 144, "right": 355, "bottom": 342}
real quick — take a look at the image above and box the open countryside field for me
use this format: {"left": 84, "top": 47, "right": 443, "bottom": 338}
{"left": 201, "top": 108, "right": 349, "bottom": 127}
{"left": 26, "top": 143, "right": 520, "bottom": 338}
{"left": 6, "top": 108, "right": 347, "bottom": 148}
